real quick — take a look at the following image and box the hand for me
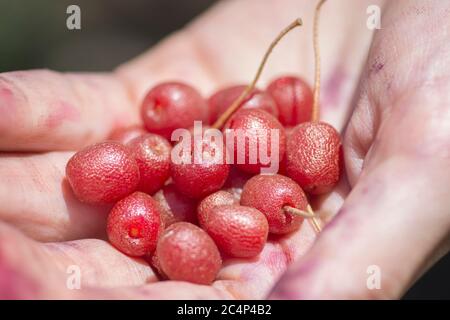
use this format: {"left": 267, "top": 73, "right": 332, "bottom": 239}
{"left": 1, "top": 0, "right": 448, "bottom": 299}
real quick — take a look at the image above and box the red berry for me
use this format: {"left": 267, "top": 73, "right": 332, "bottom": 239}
{"left": 153, "top": 183, "right": 198, "bottom": 228}
{"left": 266, "top": 76, "right": 313, "bottom": 126}
{"left": 208, "top": 85, "right": 278, "bottom": 124}
{"left": 224, "top": 109, "right": 286, "bottom": 174}
{"left": 156, "top": 222, "right": 221, "bottom": 285}
{"left": 241, "top": 174, "right": 307, "bottom": 234}
{"left": 170, "top": 137, "right": 230, "bottom": 199}
{"left": 141, "top": 82, "right": 208, "bottom": 140}
{"left": 66, "top": 142, "right": 140, "bottom": 204}
{"left": 286, "top": 122, "right": 341, "bottom": 195}
{"left": 200, "top": 205, "right": 268, "bottom": 258}
{"left": 197, "top": 190, "right": 237, "bottom": 226}
{"left": 107, "top": 192, "right": 161, "bottom": 256}
{"left": 127, "top": 134, "right": 171, "bottom": 195}
{"left": 109, "top": 125, "right": 147, "bottom": 144}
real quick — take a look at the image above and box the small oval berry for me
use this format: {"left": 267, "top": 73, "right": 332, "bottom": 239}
{"left": 266, "top": 76, "right": 313, "bottom": 126}
{"left": 66, "top": 141, "right": 140, "bottom": 204}
{"left": 241, "top": 174, "right": 308, "bottom": 234}
{"left": 107, "top": 192, "right": 161, "bottom": 256}
{"left": 286, "top": 122, "right": 341, "bottom": 195}
{"left": 200, "top": 205, "right": 268, "bottom": 258}
{"left": 141, "top": 82, "right": 208, "bottom": 140}
{"left": 127, "top": 133, "right": 171, "bottom": 195}
{"left": 170, "top": 137, "right": 229, "bottom": 199}
{"left": 224, "top": 109, "right": 286, "bottom": 174}
{"left": 156, "top": 222, "right": 222, "bottom": 285}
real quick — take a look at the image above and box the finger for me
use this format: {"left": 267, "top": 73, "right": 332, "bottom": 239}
{"left": 0, "top": 70, "right": 139, "bottom": 151}
{"left": 269, "top": 156, "right": 450, "bottom": 299}
{"left": 0, "top": 222, "right": 157, "bottom": 299}
{"left": 0, "top": 152, "right": 108, "bottom": 242}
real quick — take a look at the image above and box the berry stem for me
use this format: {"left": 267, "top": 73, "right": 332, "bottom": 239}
{"left": 311, "top": 0, "right": 327, "bottom": 122}
{"left": 212, "top": 18, "right": 303, "bottom": 129}
{"left": 283, "top": 204, "right": 322, "bottom": 233}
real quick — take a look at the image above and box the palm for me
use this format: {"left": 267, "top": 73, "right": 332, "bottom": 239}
{"left": 1, "top": 0, "right": 449, "bottom": 299}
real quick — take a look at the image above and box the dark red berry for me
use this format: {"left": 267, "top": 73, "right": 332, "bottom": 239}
{"left": 266, "top": 76, "right": 313, "bottom": 126}
{"left": 107, "top": 192, "right": 161, "bottom": 256}
{"left": 241, "top": 174, "right": 308, "bottom": 234}
{"left": 141, "top": 82, "right": 208, "bottom": 140}
{"left": 66, "top": 141, "right": 140, "bottom": 204}
{"left": 200, "top": 205, "right": 268, "bottom": 258}
{"left": 153, "top": 183, "right": 198, "bottom": 228}
{"left": 109, "top": 125, "right": 147, "bottom": 144}
{"left": 224, "top": 109, "right": 286, "bottom": 174}
{"left": 197, "top": 190, "right": 237, "bottom": 226}
{"left": 286, "top": 122, "right": 341, "bottom": 195}
{"left": 156, "top": 222, "right": 222, "bottom": 285}
{"left": 208, "top": 85, "right": 278, "bottom": 124}
{"left": 127, "top": 133, "right": 171, "bottom": 195}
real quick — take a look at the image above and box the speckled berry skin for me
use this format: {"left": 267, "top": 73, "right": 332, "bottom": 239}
{"left": 141, "top": 82, "right": 208, "bottom": 140}
{"left": 156, "top": 222, "right": 222, "bottom": 285}
{"left": 266, "top": 76, "right": 313, "bottom": 126}
{"left": 107, "top": 192, "right": 161, "bottom": 257}
{"left": 170, "top": 138, "right": 230, "bottom": 199}
{"left": 241, "top": 174, "right": 308, "bottom": 234}
{"left": 197, "top": 190, "right": 237, "bottom": 226}
{"left": 208, "top": 85, "right": 278, "bottom": 124}
{"left": 224, "top": 109, "right": 286, "bottom": 174}
{"left": 200, "top": 205, "right": 268, "bottom": 258}
{"left": 109, "top": 125, "right": 147, "bottom": 144}
{"left": 127, "top": 134, "right": 171, "bottom": 195}
{"left": 153, "top": 183, "right": 198, "bottom": 228}
{"left": 66, "top": 141, "right": 140, "bottom": 204}
{"left": 286, "top": 122, "right": 341, "bottom": 195}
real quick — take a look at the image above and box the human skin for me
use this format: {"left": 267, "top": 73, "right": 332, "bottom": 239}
{"left": 0, "top": 0, "right": 449, "bottom": 299}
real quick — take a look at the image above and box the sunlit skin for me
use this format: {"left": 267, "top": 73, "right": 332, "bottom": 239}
{"left": 0, "top": 0, "right": 449, "bottom": 299}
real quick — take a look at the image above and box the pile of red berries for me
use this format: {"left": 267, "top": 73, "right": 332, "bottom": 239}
{"left": 65, "top": 76, "right": 341, "bottom": 285}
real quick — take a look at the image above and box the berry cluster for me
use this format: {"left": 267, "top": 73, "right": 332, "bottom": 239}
{"left": 65, "top": 9, "right": 341, "bottom": 285}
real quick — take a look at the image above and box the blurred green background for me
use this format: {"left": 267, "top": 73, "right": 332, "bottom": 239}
{"left": 0, "top": 0, "right": 448, "bottom": 299}
{"left": 0, "top": 0, "right": 216, "bottom": 72}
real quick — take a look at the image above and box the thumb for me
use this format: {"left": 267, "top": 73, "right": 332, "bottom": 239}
{"left": 269, "top": 156, "right": 450, "bottom": 299}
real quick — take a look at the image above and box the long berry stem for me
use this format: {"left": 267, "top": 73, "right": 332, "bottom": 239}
{"left": 212, "top": 18, "right": 303, "bottom": 129}
{"left": 311, "top": 0, "right": 327, "bottom": 122}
